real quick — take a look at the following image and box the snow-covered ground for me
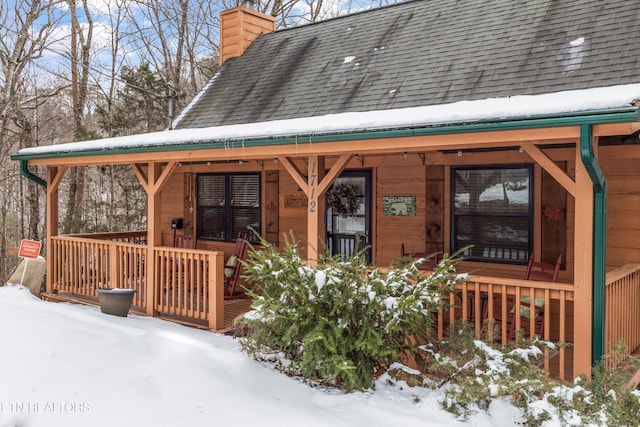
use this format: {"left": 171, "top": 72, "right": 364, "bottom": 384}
{"left": 0, "top": 285, "right": 530, "bottom": 427}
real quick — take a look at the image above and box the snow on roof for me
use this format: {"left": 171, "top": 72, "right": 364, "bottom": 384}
{"left": 17, "top": 84, "right": 640, "bottom": 156}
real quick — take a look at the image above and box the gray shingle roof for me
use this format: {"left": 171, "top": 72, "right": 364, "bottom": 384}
{"left": 174, "top": 0, "right": 640, "bottom": 129}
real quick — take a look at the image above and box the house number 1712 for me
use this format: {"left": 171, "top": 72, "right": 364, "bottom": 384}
{"left": 309, "top": 161, "right": 316, "bottom": 213}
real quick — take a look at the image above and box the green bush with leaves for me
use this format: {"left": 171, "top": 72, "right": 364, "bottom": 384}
{"left": 412, "top": 323, "right": 640, "bottom": 427}
{"left": 236, "top": 234, "right": 464, "bottom": 392}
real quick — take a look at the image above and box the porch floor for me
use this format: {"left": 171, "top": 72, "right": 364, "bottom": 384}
{"left": 220, "top": 298, "right": 253, "bottom": 333}
{"left": 42, "top": 291, "right": 253, "bottom": 332}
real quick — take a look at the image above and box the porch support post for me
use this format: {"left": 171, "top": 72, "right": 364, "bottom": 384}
{"left": 207, "top": 251, "right": 224, "bottom": 330}
{"left": 145, "top": 162, "right": 161, "bottom": 315}
{"left": 45, "top": 166, "right": 67, "bottom": 294}
{"left": 137, "top": 161, "right": 177, "bottom": 316}
{"left": 306, "top": 155, "right": 325, "bottom": 265}
{"left": 574, "top": 135, "right": 595, "bottom": 378}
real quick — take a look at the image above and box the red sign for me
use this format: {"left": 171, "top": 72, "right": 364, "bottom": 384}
{"left": 18, "top": 239, "right": 41, "bottom": 259}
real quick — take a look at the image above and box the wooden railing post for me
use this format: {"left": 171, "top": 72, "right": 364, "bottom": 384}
{"left": 145, "top": 247, "right": 156, "bottom": 316}
{"left": 208, "top": 251, "right": 225, "bottom": 330}
{"left": 109, "top": 241, "right": 119, "bottom": 289}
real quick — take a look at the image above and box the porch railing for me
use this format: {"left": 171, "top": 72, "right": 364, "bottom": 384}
{"left": 153, "top": 247, "right": 224, "bottom": 329}
{"left": 444, "top": 275, "right": 575, "bottom": 380}
{"left": 49, "top": 235, "right": 225, "bottom": 330}
{"left": 605, "top": 263, "right": 640, "bottom": 358}
{"left": 50, "top": 236, "right": 147, "bottom": 309}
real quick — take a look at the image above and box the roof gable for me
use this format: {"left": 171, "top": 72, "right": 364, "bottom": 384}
{"left": 175, "top": 0, "right": 640, "bottom": 129}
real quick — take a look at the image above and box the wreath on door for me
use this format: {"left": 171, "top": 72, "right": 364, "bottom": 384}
{"left": 327, "top": 183, "right": 360, "bottom": 217}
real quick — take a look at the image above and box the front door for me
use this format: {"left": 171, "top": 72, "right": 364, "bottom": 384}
{"left": 326, "top": 170, "right": 371, "bottom": 262}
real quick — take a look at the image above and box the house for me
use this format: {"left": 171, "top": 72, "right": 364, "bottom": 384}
{"left": 11, "top": 0, "right": 640, "bottom": 380}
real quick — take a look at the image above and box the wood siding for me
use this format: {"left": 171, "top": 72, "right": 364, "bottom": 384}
{"left": 376, "top": 164, "right": 426, "bottom": 264}
{"left": 601, "top": 157, "right": 640, "bottom": 269}
{"left": 153, "top": 146, "right": 640, "bottom": 285}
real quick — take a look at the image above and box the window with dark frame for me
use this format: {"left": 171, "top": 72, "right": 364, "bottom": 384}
{"left": 197, "top": 173, "right": 261, "bottom": 243}
{"left": 451, "top": 165, "right": 533, "bottom": 264}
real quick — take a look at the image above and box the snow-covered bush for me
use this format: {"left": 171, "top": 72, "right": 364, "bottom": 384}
{"left": 419, "top": 324, "right": 640, "bottom": 427}
{"left": 236, "top": 233, "right": 464, "bottom": 392}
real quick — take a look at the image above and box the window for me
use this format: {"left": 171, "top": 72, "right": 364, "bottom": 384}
{"left": 197, "top": 173, "right": 261, "bottom": 242}
{"left": 451, "top": 165, "right": 532, "bottom": 264}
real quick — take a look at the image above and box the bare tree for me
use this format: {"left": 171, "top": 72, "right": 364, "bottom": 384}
{"left": 62, "top": 0, "right": 95, "bottom": 233}
{"left": 222, "top": 0, "right": 403, "bottom": 28}
{"left": 0, "top": 0, "right": 65, "bottom": 281}
{"left": 122, "top": 0, "right": 220, "bottom": 113}
{"left": 0, "top": 0, "right": 65, "bottom": 149}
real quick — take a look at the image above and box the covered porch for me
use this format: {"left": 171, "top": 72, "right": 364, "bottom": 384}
{"left": 17, "top": 117, "right": 639, "bottom": 382}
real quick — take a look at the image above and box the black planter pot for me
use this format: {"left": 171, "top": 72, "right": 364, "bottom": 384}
{"left": 97, "top": 288, "right": 136, "bottom": 317}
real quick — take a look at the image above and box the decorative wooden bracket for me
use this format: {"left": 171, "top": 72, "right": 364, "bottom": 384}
{"left": 521, "top": 143, "right": 576, "bottom": 197}
{"left": 277, "top": 154, "right": 352, "bottom": 197}
{"left": 131, "top": 161, "right": 177, "bottom": 195}
{"left": 47, "top": 165, "right": 69, "bottom": 193}
{"left": 278, "top": 157, "right": 309, "bottom": 196}
{"left": 277, "top": 154, "right": 353, "bottom": 264}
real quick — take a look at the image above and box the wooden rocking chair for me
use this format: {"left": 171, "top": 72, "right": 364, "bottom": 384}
{"left": 400, "top": 243, "right": 439, "bottom": 270}
{"left": 173, "top": 232, "right": 196, "bottom": 249}
{"left": 224, "top": 231, "right": 249, "bottom": 300}
{"left": 508, "top": 253, "right": 562, "bottom": 340}
{"left": 169, "top": 232, "right": 196, "bottom": 286}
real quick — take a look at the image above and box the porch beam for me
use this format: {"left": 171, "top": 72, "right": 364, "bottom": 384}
{"left": 521, "top": 142, "right": 576, "bottom": 197}
{"left": 24, "top": 127, "right": 583, "bottom": 167}
{"left": 593, "top": 122, "right": 640, "bottom": 136}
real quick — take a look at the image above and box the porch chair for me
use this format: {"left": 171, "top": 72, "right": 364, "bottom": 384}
{"left": 224, "top": 231, "right": 250, "bottom": 300}
{"left": 173, "top": 232, "right": 196, "bottom": 249}
{"left": 400, "top": 243, "right": 439, "bottom": 270}
{"left": 170, "top": 232, "right": 196, "bottom": 286}
{"left": 508, "top": 253, "right": 562, "bottom": 340}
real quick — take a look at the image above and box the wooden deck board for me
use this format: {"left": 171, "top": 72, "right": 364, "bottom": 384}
{"left": 42, "top": 291, "right": 254, "bottom": 333}
{"left": 221, "top": 298, "right": 253, "bottom": 333}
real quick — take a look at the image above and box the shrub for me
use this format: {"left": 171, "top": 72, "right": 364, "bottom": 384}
{"left": 236, "top": 233, "right": 464, "bottom": 392}
{"left": 421, "top": 324, "right": 640, "bottom": 427}
{"left": 436, "top": 325, "right": 556, "bottom": 424}
{"left": 546, "top": 342, "right": 640, "bottom": 427}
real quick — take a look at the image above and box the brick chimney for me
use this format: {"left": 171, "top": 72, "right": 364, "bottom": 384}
{"left": 219, "top": 5, "right": 276, "bottom": 65}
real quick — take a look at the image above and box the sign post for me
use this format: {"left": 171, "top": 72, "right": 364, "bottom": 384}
{"left": 17, "top": 239, "right": 42, "bottom": 287}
